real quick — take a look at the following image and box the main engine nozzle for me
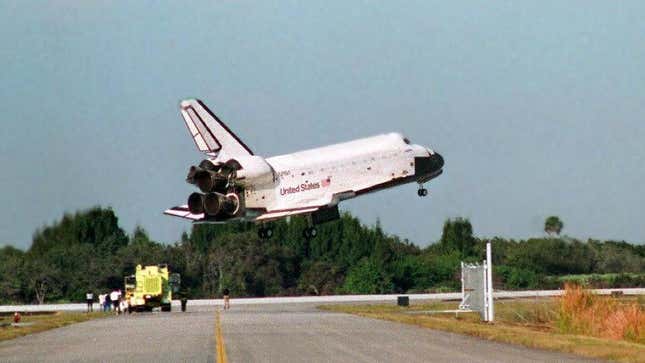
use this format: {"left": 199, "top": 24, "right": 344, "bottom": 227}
{"left": 187, "top": 192, "right": 205, "bottom": 214}
{"left": 196, "top": 170, "right": 228, "bottom": 193}
{"left": 188, "top": 192, "right": 240, "bottom": 217}
{"left": 204, "top": 192, "right": 239, "bottom": 216}
{"left": 186, "top": 166, "right": 228, "bottom": 193}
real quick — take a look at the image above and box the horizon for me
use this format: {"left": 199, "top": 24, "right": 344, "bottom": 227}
{"left": 2, "top": 205, "right": 640, "bottom": 252}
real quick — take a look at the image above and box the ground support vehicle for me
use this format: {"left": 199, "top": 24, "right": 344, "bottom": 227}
{"left": 124, "top": 264, "right": 180, "bottom": 312}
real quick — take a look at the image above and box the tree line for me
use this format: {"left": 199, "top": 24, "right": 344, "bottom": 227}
{"left": 0, "top": 207, "right": 643, "bottom": 304}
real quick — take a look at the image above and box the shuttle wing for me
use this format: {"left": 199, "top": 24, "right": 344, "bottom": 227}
{"left": 164, "top": 205, "right": 204, "bottom": 221}
{"left": 164, "top": 205, "right": 326, "bottom": 223}
{"left": 254, "top": 207, "right": 321, "bottom": 222}
{"left": 179, "top": 99, "right": 253, "bottom": 157}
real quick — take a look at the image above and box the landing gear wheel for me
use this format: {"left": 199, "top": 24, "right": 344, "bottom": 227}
{"left": 258, "top": 227, "right": 273, "bottom": 239}
{"left": 303, "top": 227, "right": 317, "bottom": 239}
{"left": 417, "top": 188, "right": 428, "bottom": 197}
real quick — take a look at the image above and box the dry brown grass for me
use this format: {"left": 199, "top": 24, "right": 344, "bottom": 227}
{"left": 0, "top": 312, "right": 106, "bottom": 342}
{"left": 320, "top": 296, "right": 645, "bottom": 363}
{"left": 558, "top": 284, "right": 645, "bottom": 343}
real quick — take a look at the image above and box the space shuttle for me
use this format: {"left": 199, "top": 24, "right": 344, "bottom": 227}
{"left": 165, "top": 99, "right": 444, "bottom": 239}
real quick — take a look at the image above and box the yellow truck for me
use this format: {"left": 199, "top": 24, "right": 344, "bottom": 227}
{"left": 124, "top": 264, "right": 180, "bottom": 312}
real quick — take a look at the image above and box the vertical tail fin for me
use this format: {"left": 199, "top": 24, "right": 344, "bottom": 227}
{"left": 179, "top": 99, "right": 253, "bottom": 157}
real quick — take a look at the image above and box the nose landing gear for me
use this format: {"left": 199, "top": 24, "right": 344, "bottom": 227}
{"left": 417, "top": 184, "right": 428, "bottom": 197}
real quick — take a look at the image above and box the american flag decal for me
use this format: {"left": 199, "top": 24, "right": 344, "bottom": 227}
{"left": 321, "top": 177, "right": 331, "bottom": 187}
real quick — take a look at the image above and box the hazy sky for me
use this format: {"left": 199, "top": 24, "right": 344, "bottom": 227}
{"left": 1, "top": 1, "right": 644, "bottom": 249}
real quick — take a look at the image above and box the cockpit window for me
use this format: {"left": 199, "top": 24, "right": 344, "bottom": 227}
{"left": 403, "top": 137, "right": 411, "bottom": 144}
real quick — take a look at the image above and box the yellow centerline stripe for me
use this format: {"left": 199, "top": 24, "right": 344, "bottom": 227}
{"left": 215, "top": 309, "right": 228, "bottom": 363}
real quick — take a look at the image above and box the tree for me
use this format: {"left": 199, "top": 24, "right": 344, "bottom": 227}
{"left": 4, "top": 205, "right": 645, "bottom": 303}
{"left": 297, "top": 261, "right": 344, "bottom": 295}
{"left": 23, "top": 255, "right": 64, "bottom": 304}
{"left": 0, "top": 246, "right": 26, "bottom": 303}
{"left": 439, "top": 218, "right": 476, "bottom": 257}
{"left": 544, "top": 216, "right": 564, "bottom": 236}
{"left": 390, "top": 255, "right": 432, "bottom": 293}
{"left": 496, "top": 266, "right": 538, "bottom": 289}
{"left": 341, "top": 258, "right": 391, "bottom": 294}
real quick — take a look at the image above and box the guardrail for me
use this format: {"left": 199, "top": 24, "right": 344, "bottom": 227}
{"left": 1, "top": 288, "right": 643, "bottom": 313}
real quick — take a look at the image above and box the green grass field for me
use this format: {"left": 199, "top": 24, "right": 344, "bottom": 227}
{"left": 546, "top": 273, "right": 645, "bottom": 287}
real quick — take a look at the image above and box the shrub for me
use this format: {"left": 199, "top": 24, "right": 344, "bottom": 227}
{"left": 496, "top": 266, "right": 539, "bottom": 289}
{"left": 341, "top": 258, "right": 392, "bottom": 294}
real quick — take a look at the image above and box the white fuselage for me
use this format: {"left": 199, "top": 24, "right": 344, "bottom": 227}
{"left": 240, "top": 133, "right": 432, "bottom": 213}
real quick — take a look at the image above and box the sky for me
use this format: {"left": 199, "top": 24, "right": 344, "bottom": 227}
{"left": 1, "top": 1, "right": 644, "bottom": 249}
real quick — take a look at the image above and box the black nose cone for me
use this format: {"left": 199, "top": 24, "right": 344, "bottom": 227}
{"left": 414, "top": 152, "right": 444, "bottom": 177}
{"left": 431, "top": 153, "right": 444, "bottom": 171}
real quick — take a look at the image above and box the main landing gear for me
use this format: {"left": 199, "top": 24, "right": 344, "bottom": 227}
{"left": 303, "top": 226, "right": 317, "bottom": 239}
{"left": 258, "top": 226, "right": 273, "bottom": 239}
{"left": 417, "top": 184, "right": 428, "bottom": 197}
{"left": 257, "top": 225, "right": 318, "bottom": 240}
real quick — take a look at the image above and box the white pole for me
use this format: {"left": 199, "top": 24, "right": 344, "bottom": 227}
{"left": 486, "top": 241, "right": 494, "bottom": 322}
{"left": 460, "top": 261, "right": 464, "bottom": 300}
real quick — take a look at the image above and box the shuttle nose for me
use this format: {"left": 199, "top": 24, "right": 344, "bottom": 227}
{"left": 430, "top": 152, "right": 444, "bottom": 171}
{"left": 414, "top": 151, "right": 444, "bottom": 178}
{"left": 425, "top": 149, "right": 444, "bottom": 169}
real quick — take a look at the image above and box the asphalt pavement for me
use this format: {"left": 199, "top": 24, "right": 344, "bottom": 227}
{"left": 0, "top": 307, "right": 216, "bottom": 362}
{"left": 0, "top": 303, "right": 599, "bottom": 363}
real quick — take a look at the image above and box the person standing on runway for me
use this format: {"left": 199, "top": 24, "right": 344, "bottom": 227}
{"left": 104, "top": 292, "right": 111, "bottom": 312}
{"left": 85, "top": 291, "right": 94, "bottom": 312}
{"left": 98, "top": 293, "right": 106, "bottom": 312}
{"left": 223, "top": 288, "right": 230, "bottom": 310}
{"left": 110, "top": 289, "right": 120, "bottom": 315}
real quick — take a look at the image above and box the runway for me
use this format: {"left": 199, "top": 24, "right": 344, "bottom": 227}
{"left": 0, "top": 303, "right": 598, "bottom": 363}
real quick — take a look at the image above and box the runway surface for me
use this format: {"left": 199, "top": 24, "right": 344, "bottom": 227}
{"left": 0, "top": 303, "right": 598, "bottom": 363}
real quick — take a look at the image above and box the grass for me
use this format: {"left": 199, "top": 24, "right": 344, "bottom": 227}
{"left": 319, "top": 292, "right": 645, "bottom": 363}
{"left": 0, "top": 311, "right": 106, "bottom": 342}
{"left": 548, "top": 273, "right": 645, "bottom": 288}
{"left": 557, "top": 284, "right": 645, "bottom": 343}
{"left": 555, "top": 273, "right": 644, "bottom": 282}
